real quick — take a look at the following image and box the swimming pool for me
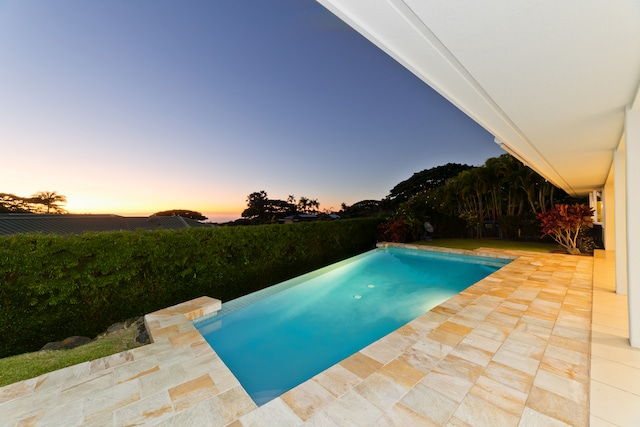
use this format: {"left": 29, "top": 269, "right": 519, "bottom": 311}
{"left": 194, "top": 246, "right": 511, "bottom": 405}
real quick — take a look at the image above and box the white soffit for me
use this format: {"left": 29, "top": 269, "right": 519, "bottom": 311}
{"left": 318, "top": 0, "right": 640, "bottom": 196}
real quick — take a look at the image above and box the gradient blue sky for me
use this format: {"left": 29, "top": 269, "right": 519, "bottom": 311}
{"left": 0, "top": 0, "right": 503, "bottom": 222}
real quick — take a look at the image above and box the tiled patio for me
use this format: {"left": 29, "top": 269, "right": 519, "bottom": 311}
{"left": 0, "top": 244, "right": 633, "bottom": 426}
{"left": 590, "top": 250, "right": 640, "bottom": 426}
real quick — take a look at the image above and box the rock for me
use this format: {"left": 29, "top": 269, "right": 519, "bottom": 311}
{"left": 135, "top": 320, "right": 150, "bottom": 345}
{"left": 41, "top": 336, "right": 92, "bottom": 351}
{"left": 124, "top": 317, "right": 139, "bottom": 328}
{"left": 60, "top": 336, "right": 93, "bottom": 349}
{"left": 106, "top": 322, "right": 125, "bottom": 334}
{"left": 39, "top": 316, "right": 149, "bottom": 352}
{"left": 40, "top": 341, "right": 64, "bottom": 351}
{"left": 135, "top": 330, "right": 149, "bottom": 344}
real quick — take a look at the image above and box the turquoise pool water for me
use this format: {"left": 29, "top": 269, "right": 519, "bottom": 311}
{"left": 194, "top": 247, "right": 510, "bottom": 405}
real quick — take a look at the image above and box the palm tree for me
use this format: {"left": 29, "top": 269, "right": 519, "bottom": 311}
{"left": 483, "top": 155, "right": 511, "bottom": 238}
{"left": 30, "top": 191, "right": 67, "bottom": 214}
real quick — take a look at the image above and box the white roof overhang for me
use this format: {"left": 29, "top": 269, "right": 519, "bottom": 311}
{"left": 318, "top": 0, "right": 640, "bottom": 196}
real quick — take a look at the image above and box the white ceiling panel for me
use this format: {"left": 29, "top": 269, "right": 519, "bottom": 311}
{"left": 318, "top": 0, "right": 640, "bottom": 195}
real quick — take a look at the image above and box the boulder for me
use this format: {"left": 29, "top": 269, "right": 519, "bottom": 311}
{"left": 135, "top": 319, "right": 150, "bottom": 345}
{"left": 60, "top": 336, "right": 93, "bottom": 349}
{"left": 41, "top": 336, "right": 92, "bottom": 351}
{"left": 106, "top": 322, "right": 125, "bottom": 334}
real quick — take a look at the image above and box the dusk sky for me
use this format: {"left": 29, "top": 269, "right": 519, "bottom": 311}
{"left": 1, "top": 0, "right": 503, "bottom": 222}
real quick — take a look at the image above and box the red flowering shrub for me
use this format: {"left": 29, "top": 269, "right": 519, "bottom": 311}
{"left": 377, "top": 219, "right": 410, "bottom": 243}
{"left": 536, "top": 203, "right": 594, "bottom": 254}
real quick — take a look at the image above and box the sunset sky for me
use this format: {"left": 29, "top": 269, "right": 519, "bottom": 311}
{"left": 0, "top": 0, "right": 503, "bottom": 222}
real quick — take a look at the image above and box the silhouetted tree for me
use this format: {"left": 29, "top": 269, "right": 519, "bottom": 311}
{"left": 386, "top": 163, "right": 473, "bottom": 206}
{"left": 29, "top": 191, "right": 67, "bottom": 214}
{"left": 297, "top": 196, "right": 319, "bottom": 214}
{"left": 0, "top": 193, "right": 29, "bottom": 213}
{"left": 339, "top": 200, "right": 385, "bottom": 218}
{"left": 154, "top": 209, "right": 207, "bottom": 221}
{"left": 241, "top": 191, "right": 296, "bottom": 222}
{"left": 242, "top": 191, "right": 269, "bottom": 219}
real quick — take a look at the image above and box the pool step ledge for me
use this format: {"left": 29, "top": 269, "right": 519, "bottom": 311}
{"left": 145, "top": 296, "right": 222, "bottom": 343}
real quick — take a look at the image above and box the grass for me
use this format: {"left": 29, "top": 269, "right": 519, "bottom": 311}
{"left": 0, "top": 325, "right": 141, "bottom": 388}
{"left": 414, "top": 238, "right": 559, "bottom": 253}
{"left": 0, "top": 237, "right": 559, "bottom": 389}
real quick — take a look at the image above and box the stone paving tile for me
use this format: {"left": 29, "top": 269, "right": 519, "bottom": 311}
{"left": 535, "top": 368, "right": 588, "bottom": 404}
{"left": 526, "top": 385, "right": 589, "bottom": 426}
{"left": 338, "top": 352, "right": 383, "bottom": 380}
{"left": 0, "top": 246, "right": 597, "bottom": 426}
{"left": 454, "top": 392, "right": 521, "bottom": 427}
{"left": 312, "top": 364, "right": 363, "bottom": 398}
{"left": 60, "top": 370, "right": 114, "bottom": 401}
{"left": 321, "top": 388, "right": 386, "bottom": 426}
{"left": 138, "top": 362, "right": 187, "bottom": 398}
{"left": 372, "top": 403, "right": 437, "bottom": 426}
{"left": 400, "top": 382, "right": 459, "bottom": 425}
{"left": 239, "top": 398, "right": 302, "bottom": 427}
{"left": 168, "top": 374, "right": 220, "bottom": 412}
{"left": 445, "top": 416, "right": 474, "bottom": 427}
{"left": 492, "top": 346, "right": 541, "bottom": 376}
{"left": 18, "top": 398, "right": 85, "bottom": 427}
{"left": 460, "top": 330, "right": 503, "bottom": 353}
{"left": 469, "top": 375, "right": 527, "bottom": 416}
{"left": 112, "top": 390, "right": 174, "bottom": 426}
{"left": 427, "top": 327, "right": 466, "bottom": 348}
{"left": 302, "top": 411, "right": 339, "bottom": 426}
{"left": 353, "top": 372, "right": 407, "bottom": 412}
{"left": 158, "top": 388, "right": 257, "bottom": 427}
{"left": 82, "top": 379, "right": 142, "bottom": 423}
{"left": 397, "top": 344, "right": 442, "bottom": 374}
{"left": 449, "top": 341, "right": 493, "bottom": 367}
{"left": 360, "top": 327, "right": 417, "bottom": 365}
{"left": 0, "top": 377, "right": 38, "bottom": 405}
{"left": 281, "top": 379, "right": 336, "bottom": 421}
{"left": 520, "top": 407, "right": 574, "bottom": 427}
{"left": 483, "top": 361, "right": 535, "bottom": 395}
{"left": 377, "top": 357, "right": 426, "bottom": 390}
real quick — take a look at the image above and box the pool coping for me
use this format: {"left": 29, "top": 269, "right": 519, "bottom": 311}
{"left": 0, "top": 243, "right": 593, "bottom": 426}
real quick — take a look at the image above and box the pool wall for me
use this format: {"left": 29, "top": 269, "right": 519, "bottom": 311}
{"left": 376, "top": 242, "right": 516, "bottom": 262}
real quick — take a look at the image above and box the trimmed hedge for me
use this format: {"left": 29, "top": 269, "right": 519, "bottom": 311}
{"left": 0, "top": 219, "right": 379, "bottom": 358}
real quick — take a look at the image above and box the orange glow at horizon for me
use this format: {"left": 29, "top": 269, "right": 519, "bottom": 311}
{"left": 61, "top": 190, "right": 244, "bottom": 218}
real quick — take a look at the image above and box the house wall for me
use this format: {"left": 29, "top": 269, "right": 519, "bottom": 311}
{"left": 625, "top": 105, "right": 640, "bottom": 347}
{"left": 614, "top": 136, "right": 628, "bottom": 296}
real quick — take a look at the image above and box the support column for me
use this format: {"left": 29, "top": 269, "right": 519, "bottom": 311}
{"left": 626, "top": 105, "right": 640, "bottom": 347}
{"left": 614, "top": 144, "right": 627, "bottom": 295}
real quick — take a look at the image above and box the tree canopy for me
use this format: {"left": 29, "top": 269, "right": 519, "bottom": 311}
{"left": 241, "top": 191, "right": 322, "bottom": 223}
{"left": 0, "top": 191, "right": 67, "bottom": 214}
{"left": 389, "top": 154, "right": 580, "bottom": 240}
{"left": 339, "top": 200, "right": 383, "bottom": 218}
{"left": 242, "top": 191, "right": 295, "bottom": 222}
{"left": 231, "top": 154, "right": 586, "bottom": 242}
{"left": 154, "top": 210, "right": 207, "bottom": 221}
{"left": 386, "top": 163, "right": 473, "bottom": 205}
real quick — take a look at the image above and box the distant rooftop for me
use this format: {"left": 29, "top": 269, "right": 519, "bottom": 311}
{"left": 0, "top": 214, "right": 213, "bottom": 236}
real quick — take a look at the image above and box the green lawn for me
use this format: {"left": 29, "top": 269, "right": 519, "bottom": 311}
{"left": 414, "top": 238, "right": 559, "bottom": 253}
{"left": 0, "top": 237, "right": 559, "bottom": 388}
{"left": 0, "top": 326, "right": 141, "bottom": 388}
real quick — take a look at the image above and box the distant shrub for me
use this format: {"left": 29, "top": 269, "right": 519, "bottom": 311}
{"left": 0, "top": 218, "right": 379, "bottom": 358}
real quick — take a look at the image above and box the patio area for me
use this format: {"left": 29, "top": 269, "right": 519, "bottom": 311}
{"left": 0, "top": 244, "right": 638, "bottom": 426}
